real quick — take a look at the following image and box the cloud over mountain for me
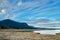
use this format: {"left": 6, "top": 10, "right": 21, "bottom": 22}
{"left": 0, "top": 0, "right": 60, "bottom": 26}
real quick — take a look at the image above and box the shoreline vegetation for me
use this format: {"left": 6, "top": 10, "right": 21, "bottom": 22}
{"left": 0, "top": 29, "right": 60, "bottom": 40}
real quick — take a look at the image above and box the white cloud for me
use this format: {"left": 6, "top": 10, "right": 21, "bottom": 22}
{"left": 17, "top": 2, "right": 22, "bottom": 6}
{"left": 26, "top": 18, "right": 60, "bottom": 27}
{"left": 5, "top": 14, "right": 17, "bottom": 20}
{"left": 0, "top": 9, "right": 6, "bottom": 15}
{"left": 1, "top": 9, "right": 6, "bottom": 14}
{"left": 10, "top": 1, "right": 40, "bottom": 14}
{"left": 56, "top": 18, "right": 60, "bottom": 21}
{"left": 25, "top": 18, "right": 51, "bottom": 27}
{"left": 30, "top": 0, "right": 60, "bottom": 15}
{"left": 9, "top": 0, "right": 59, "bottom": 16}
{"left": 4, "top": 12, "right": 23, "bottom": 20}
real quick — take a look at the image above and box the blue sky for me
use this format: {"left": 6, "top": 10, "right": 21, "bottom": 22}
{"left": 0, "top": 0, "right": 60, "bottom": 26}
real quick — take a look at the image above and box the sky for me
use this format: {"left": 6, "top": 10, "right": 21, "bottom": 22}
{"left": 0, "top": 0, "right": 60, "bottom": 27}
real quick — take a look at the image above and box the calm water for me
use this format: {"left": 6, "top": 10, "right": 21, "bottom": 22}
{"left": 34, "top": 30, "right": 60, "bottom": 35}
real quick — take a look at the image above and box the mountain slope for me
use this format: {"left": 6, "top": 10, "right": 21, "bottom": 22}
{"left": 0, "top": 19, "right": 36, "bottom": 29}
